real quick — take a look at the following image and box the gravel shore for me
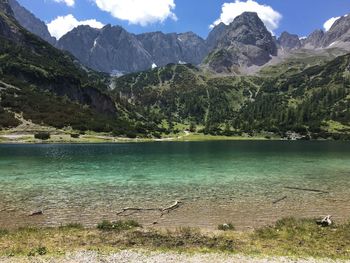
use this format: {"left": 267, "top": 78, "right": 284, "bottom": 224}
{"left": 1, "top": 251, "right": 349, "bottom": 263}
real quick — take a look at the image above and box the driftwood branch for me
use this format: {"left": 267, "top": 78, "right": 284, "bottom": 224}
{"left": 116, "top": 200, "right": 182, "bottom": 217}
{"left": 273, "top": 196, "right": 287, "bottom": 204}
{"left": 160, "top": 200, "right": 182, "bottom": 216}
{"left": 284, "top": 187, "right": 329, "bottom": 194}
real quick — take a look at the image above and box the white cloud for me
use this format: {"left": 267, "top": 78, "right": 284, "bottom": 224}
{"left": 210, "top": 0, "right": 282, "bottom": 34}
{"left": 47, "top": 14, "right": 104, "bottom": 39}
{"left": 53, "top": 0, "right": 75, "bottom": 7}
{"left": 323, "top": 16, "right": 341, "bottom": 31}
{"left": 93, "top": 0, "right": 177, "bottom": 26}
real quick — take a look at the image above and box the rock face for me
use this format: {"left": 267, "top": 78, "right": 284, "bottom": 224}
{"left": 137, "top": 31, "right": 208, "bottom": 66}
{"left": 204, "top": 12, "right": 278, "bottom": 73}
{"left": 278, "top": 31, "right": 301, "bottom": 50}
{"left": 58, "top": 26, "right": 208, "bottom": 73}
{"left": 57, "top": 25, "right": 152, "bottom": 73}
{"left": 303, "top": 30, "right": 325, "bottom": 48}
{"left": 0, "top": 0, "right": 13, "bottom": 16}
{"left": 302, "top": 15, "right": 350, "bottom": 49}
{"left": 8, "top": 0, "right": 56, "bottom": 45}
{"left": 321, "top": 15, "right": 350, "bottom": 47}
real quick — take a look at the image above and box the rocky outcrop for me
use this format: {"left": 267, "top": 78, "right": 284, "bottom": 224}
{"left": 278, "top": 31, "right": 301, "bottom": 50}
{"left": 8, "top": 0, "right": 56, "bottom": 45}
{"left": 321, "top": 15, "right": 350, "bottom": 47}
{"left": 204, "top": 12, "right": 278, "bottom": 73}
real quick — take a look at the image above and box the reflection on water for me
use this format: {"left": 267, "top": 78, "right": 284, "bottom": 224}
{"left": 0, "top": 141, "right": 350, "bottom": 229}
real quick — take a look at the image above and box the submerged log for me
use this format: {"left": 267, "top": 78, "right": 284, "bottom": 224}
{"left": 29, "top": 210, "right": 43, "bottom": 216}
{"left": 272, "top": 196, "right": 287, "bottom": 204}
{"left": 117, "top": 200, "right": 182, "bottom": 217}
{"left": 284, "top": 187, "right": 329, "bottom": 194}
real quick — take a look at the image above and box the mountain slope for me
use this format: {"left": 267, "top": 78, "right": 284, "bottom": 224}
{"left": 8, "top": 0, "right": 56, "bottom": 45}
{"left": 0, "top": 1, "right": 136, "bottom": 134}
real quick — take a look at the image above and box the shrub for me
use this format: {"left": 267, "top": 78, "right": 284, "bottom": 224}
{"left": 70, "top": 133, "right": 80, "bottom": 139}
{"left": 34, "top": 132, "right": 50, "bottom": 140}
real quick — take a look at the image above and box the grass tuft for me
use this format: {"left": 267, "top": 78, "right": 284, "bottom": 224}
{"left": 59, "top": 223, "right": 83, "bottom": 230}
{"left": 0, "top": 229, "right": 9, "bottom": 236}
{"left": 218, "top": 223, "right": 235, "bottom": 231}
{"left": 28, "top": 246, "right": 47, "bottom": 257}
{"left": 97, "top": 220, "right": 142, "bottom": 231}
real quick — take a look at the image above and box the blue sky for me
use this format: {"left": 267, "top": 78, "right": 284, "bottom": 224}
{"left": 17, "top": 0, "right": 350, "bottom": 39}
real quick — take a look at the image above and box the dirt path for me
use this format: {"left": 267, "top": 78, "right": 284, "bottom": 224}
{"left": 1, "top": 251, "right": 348, "bottom": 263}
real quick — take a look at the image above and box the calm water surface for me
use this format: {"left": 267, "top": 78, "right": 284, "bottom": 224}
{"left": 0, "top": 141, "right": 350, "bottom": 229}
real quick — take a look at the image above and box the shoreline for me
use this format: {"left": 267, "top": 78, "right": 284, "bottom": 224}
{"left": 0, "top": 132, "right": 274, "bottom": 144}
{"left": 0, "top": 132, "right": 346, "bottom": 144}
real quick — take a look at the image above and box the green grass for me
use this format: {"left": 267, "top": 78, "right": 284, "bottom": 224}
{"left": 0, "top": 218, "right": 349, "bottom": 259}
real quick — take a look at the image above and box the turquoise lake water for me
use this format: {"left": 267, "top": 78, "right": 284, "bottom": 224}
{"left": 0, "top": 141, "right": 350, "bottom": 229}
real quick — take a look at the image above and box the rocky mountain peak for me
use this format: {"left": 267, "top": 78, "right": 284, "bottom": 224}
{"left": 278, "top": 31, "right": 301, "bottom": 50}
{"left": 204, "top": 12, "right": 278, "bottom": 73}
{"left": 303, "top": 29, "right": 325, "bottom": 48}
{"left": 206, "top": 22, "right": 228, "bottom": 50}
{"left": 218, "top": 12, "right": 277, "bottom": 56}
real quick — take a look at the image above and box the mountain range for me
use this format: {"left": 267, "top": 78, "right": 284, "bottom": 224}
{"left": 1, "top": 0, "right": 349, "bottom": 140}
{"left": 7, "top": 0, "right": 350, "bottom": 75}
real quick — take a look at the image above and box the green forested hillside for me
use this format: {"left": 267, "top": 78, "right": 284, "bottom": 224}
{"left": 112, "top": 56, "right": 350, "bottom": 139}
{"left": 0, "top": 5, "right": 141, "bottom": 135}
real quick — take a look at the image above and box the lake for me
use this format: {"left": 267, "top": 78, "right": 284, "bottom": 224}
{"left": 0, "top": 141, "right": 350, "bottom": 230}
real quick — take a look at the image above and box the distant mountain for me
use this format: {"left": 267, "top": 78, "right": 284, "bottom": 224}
{"left": 301, "top": 15, "right": 350, "bottom": 50}
{"left": 57, "top": 25, "right": 208, "bottom": 73}
{"left": 204, "top": 12, "right": 278, "bottom": 73}
{"left": 8, "top": 0, "right": 56, "bottom": 45}
{"left": 277, "top": 31, "right": 301, "bottom": 51}
{"left": 57, "top": 25, "right": 153, "bottom": 73}
{"left": 302, "top": 30, "right": 325, "bottom": 48}
{"left": 136, "top": 31, "right": 208, "bottom": 66}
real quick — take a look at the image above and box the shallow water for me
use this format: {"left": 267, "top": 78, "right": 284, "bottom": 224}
{"left": 0, "top": 141, "right": 350, "bottom": 229}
